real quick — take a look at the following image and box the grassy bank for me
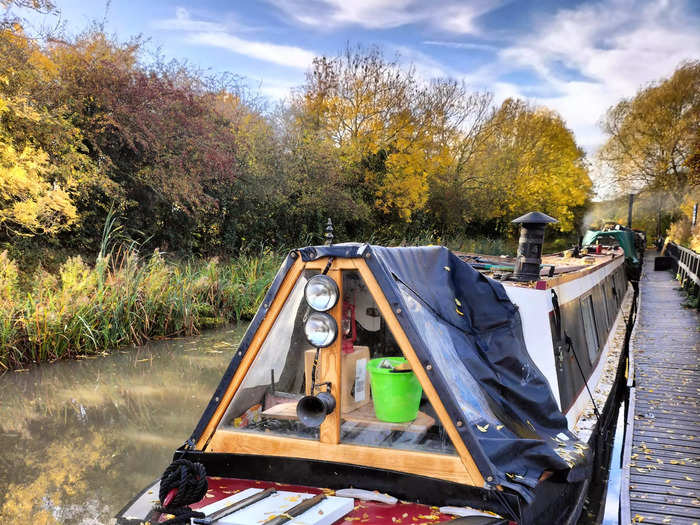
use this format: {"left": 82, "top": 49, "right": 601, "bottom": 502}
{"left": 0, "top": 247, "right": 281, "bottom": 371}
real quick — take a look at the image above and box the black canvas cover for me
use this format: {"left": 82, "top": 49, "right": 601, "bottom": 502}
{"left": 297, "top": 244, "right": 590, "bottom": 501}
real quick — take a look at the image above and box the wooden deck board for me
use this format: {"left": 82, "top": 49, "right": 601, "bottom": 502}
{"left": 627, "top": 252, "right": 700, "bottom": 524}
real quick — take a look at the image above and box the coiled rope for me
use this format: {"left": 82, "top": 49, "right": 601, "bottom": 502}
{"left": 154, "top": 458, "right": 208, "bottom": 524}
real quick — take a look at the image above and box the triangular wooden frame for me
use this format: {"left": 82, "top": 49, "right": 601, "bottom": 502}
{"left": 197, "top": 256, "right": 485, "bottom": 487}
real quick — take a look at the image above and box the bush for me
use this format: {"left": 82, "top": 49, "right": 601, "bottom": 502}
{"left": 0, "top": 247, "right": 281, "bottom": 370}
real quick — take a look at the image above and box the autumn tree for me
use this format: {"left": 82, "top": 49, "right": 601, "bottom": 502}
{"left": 599, "top": 61, "right": 700, "bottom": 200}
{"left": 0, "top": 23, "right": 95, "bottom": 238}
{"left": 423, "top": 83, "right": 496, "bottom": 232}
{"left": 44, "top": 31, "right": 246, "bottom": 252}
{"left": 296, "top": 46, "right": 501, "bottom": 233}
{"left": 469, "top": 99, "right": 591, "bottom": 232}
{"left": 297, "top": 46, "right": 434, "bottom": 224}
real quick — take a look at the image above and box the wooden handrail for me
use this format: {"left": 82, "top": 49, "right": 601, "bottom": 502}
{"left": 666, "top": 242, "right": 700, "bottom": 286}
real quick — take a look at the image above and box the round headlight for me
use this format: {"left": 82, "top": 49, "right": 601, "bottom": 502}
{"left": 304, "top": 312, "right": 338, "bottom": 348}
{"left": 304, "top": 275, "right": 339, "bottom": 311}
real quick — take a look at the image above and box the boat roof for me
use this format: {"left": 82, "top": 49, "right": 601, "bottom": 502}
{"left": 457, "top": 248, "right": 626, "bottom": 289}
{"left": 191, "top": 243, "right": 591, "bottom": 502}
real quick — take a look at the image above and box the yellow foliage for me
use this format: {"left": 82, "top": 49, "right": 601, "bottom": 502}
{"left": 0, "top": 249, "right": 19, "bottom": 306}
{"left": 298, "top": 49, "right": 591, "bottom": 229}
{"left": 297, "top": 49, "right": 438, "bottom": 221}
{"left": 0, "top": 141, "right": 78, "bottom": 234}
{"left": 469, "top": 99, "right": 591, "bottom": 231}
{"left": 0, "top": 23, "right": 94, "bottom": 238}
{"left": 668, "top": 188, "right": 700, "bottom": 251}
{"left": 378, "top": 149, "right": 429, "bottom": 220}
{"left": 600, "top": 61, "right": 699, "bottom": 198}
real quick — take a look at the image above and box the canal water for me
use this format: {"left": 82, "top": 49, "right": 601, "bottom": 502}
{"left": 0, "top": 321, "right": 623, "bottom": 524}
{"left": 0, "top": 325, "right": 248, "bottom": 524}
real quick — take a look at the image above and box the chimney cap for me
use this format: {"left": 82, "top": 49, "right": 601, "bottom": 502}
{"left": 512, "top": 211, "right": 558, "bottom": 225}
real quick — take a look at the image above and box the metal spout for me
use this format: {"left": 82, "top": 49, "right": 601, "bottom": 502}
{"left": 512, "top": 211, "right": 558, "bottom": 281}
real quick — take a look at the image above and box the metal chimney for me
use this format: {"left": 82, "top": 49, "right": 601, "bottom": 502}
{"left": 511, "top": 211, "right": 558, "bottom": 281}
{"left": 627, "top": 193, "right": 634, "bottom": 228}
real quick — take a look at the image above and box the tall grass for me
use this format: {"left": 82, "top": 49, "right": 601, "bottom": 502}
{"left": 0, "top": 246, "right": 281, "bottom": 371}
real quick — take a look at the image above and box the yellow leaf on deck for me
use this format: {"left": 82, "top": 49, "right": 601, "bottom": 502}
{"left": 477, "top": 424, "right": 489, "bottom": 432}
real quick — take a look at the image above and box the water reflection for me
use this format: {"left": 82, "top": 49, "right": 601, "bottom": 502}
{"left": 0, "top": 325, "right": 247, "bottom": 524}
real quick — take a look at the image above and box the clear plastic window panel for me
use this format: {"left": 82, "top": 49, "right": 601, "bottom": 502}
{"left": 395, "top": 281, "right": 509, "bottom": 434}
{"left": 220, "top": 271, "right": 320, "bottom": 440}
{"left": 338, "top": 271, "right": 456, "bottom": 455}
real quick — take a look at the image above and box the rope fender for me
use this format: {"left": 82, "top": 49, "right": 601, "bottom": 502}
{"left": 155, "top": 458, "right": 208, "bottom": 524}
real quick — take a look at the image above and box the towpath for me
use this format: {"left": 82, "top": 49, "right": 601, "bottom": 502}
{"left": 624, "top": 251, "right": 700, "bottom": 524}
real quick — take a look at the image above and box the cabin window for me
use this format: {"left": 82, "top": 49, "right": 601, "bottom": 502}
{"left": 338, "top": 271, "right": 456, "bottom": 455}
{"left": 602, "top": 281, "right": 614, "bottom": 327}
{"left": 219, "top": 271, "right": 321, "bottom": 440}
{"left": 580, "top": 295, "right": 599, "bottom": 364}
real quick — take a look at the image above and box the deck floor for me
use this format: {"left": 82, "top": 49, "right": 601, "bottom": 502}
{"left": 627, "top": 252, "right": 700, "bottom": 524}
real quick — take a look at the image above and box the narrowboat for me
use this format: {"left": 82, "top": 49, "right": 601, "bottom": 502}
{"left": 581, "top": 224, "right": 645, "bottom": 281}
{"left": 117, "top": 212, "right": 636, "bottom": 525}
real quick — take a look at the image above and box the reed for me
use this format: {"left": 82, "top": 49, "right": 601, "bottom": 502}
{"left": 0, "top": 246, "right": 281, "bottom": 371}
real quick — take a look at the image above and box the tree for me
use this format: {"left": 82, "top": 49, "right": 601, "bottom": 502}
{"left": 296, "top": 46, "right": 498, "bottom": 230}
{"left": 297, "top": 46, "right": 433, "bottom": 223}
{"left": 599, "top": 61, "right": 700, "bottom": 200}
{"left": 469, "top": 99, "right": 591, "bottom": 231}
{"left": 0, "top": 24, "right": 94, "bottom": 238}
{"left": 423, "top": 83, "right": 496, "bottom": 232}
{"left": 44, "top": 31, "right": 246, "bottom": 253}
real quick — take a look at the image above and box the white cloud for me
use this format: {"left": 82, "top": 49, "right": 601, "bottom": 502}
{"left": 189, "top": 33, "right": 315, "bottom": 70}
{"left": 153, "top": 7, "right": 225, "bottom": 32}
{"left": 267, "top": 0, "right": 501, "bottom": 34}
{"left": 154, "top": 7, "right": 316, "bottom": 70}
{"left": 467, "top": 0, "right": 700, "bottom": 153}
{"left": 424, "top": 40, "right": 497, "bottom": 52}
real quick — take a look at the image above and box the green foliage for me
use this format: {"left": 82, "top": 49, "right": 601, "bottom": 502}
{"left": 0, "top": 247, "right": 281, "bottom": 370}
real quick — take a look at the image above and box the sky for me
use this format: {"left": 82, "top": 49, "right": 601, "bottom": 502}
{"left": 19, "top": 0, "right": 700, "bottom": 156}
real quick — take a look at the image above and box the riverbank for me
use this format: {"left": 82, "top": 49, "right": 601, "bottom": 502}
{"left": 0, "top": 248, "right": 281, "bottom": 371}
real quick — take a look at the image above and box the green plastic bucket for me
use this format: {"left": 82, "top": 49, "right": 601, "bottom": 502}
{"left": 368, "top": 357, "right": 422, "bottom": 423}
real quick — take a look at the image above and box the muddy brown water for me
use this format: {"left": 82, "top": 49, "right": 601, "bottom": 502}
{"left": 0, "top": 324, "right": 248, "bottom": 524}
{"left": 0, "top": 320, "right": 623, "bottom": 525}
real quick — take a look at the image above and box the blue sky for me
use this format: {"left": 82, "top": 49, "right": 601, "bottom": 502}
{"left": 19, "top": 0, "right": 700, "bottom": 156}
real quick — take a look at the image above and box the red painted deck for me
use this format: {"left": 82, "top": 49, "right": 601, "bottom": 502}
{"left": 156, "top": 477, "right": 457, "bottom": 524}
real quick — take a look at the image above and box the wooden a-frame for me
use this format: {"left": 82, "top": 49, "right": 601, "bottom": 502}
{"left": 197, "top": 256, "right": 486, "bottom": 487}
